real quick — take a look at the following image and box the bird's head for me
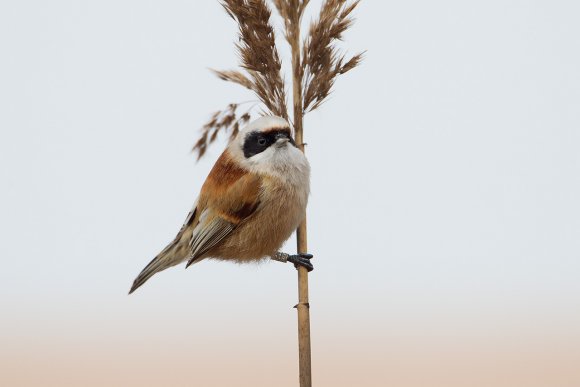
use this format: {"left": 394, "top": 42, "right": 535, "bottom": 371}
{"left": 227, "top": 116, "right": 306, "bottom": 175}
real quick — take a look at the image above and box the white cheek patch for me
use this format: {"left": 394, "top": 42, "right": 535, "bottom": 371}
{"left": 248, "top": 146, "right": 277, "bottom": 166}
{"left": 230, "top": 132, "right": 309, "bottom": 186}
{"left": 247, "top": 144, "right": 308, "bottom": 181}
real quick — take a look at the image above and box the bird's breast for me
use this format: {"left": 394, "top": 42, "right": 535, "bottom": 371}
{"left": 212, "top": 170, "right": 309, "bottom": 261}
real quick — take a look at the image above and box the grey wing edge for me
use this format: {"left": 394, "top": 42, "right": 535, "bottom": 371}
{"left": 185, "top": 213, "right": 236, "bottom": 268}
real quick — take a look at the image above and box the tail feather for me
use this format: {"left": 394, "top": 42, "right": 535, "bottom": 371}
{"left": 129, "top": 257, "right": 164, "bottom": 294}
{"left": 129, "top": 244, "right": 185, "bottom": 294}
{"left": 130, "top": 207, "right": 200, "bottom": 294}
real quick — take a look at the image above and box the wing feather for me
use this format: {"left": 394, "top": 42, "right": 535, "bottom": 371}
{"left": 184, "top": 151, "right": 262, "bottom": 267}
{"left": 185, "top": 213, "right": 235, "bottom": 267}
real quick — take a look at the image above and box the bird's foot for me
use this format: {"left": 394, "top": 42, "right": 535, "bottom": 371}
{"left": 272, "top": 252, "right": 313, "bottom": 272}
{"left": 288, "top": 253, "right": 314, "bottom": 272}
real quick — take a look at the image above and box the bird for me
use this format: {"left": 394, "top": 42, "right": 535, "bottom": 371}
{"left": 129, "top": 116, "right": 313, "bottom": 294}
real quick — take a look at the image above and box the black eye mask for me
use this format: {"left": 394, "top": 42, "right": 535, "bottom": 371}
{"left": 243, "top": 129, "right": 296, "bottom": 158}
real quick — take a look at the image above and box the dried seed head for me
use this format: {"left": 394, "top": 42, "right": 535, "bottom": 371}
{"left": 302, "top": 0, "right": 363, "bottom": 112}
{"left": 192, "top": 103, "right": 253, "bottom": 160}
{"left": 194, "top": 0, "right": 362, "bottom": 160}
{"left": 217, "top": 0, "right": 288, "bottom": 119}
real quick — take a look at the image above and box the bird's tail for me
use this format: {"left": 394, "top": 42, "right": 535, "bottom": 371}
{"left": 129, "top": 243, "right": 185, "bottom": 294}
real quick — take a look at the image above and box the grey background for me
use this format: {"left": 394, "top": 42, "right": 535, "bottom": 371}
{"left": 1, "top": 1, "right": 579, "bottom": 386}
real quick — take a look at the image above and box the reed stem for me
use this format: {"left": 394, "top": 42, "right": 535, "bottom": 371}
{"left": 289, "top": 9, "right": 312, "bottom": 386}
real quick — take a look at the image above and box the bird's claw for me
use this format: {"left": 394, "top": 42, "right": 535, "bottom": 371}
{"left": 287, "top": 253, "right": 314, "bottom": 272}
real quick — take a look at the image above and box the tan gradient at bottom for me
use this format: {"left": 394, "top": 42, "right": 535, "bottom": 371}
{"left": 2, "top": 334, "right": 579, "bottom": 387}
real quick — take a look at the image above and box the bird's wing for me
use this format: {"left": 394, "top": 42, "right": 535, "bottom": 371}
{"left": 186, "top": 211, "right": 235, "bottom": 264}
{"left": 185, "top": 158, "right": 262, "bottom": 266}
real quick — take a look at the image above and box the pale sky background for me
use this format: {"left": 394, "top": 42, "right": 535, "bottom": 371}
{"left": 1, "top": 1, "right": 579, "bottom": 386}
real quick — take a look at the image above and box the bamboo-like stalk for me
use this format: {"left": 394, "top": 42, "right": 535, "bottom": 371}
{"left": 288, "top": 8, "right": 312, "bottom": 385}
{"left": 295, "top": 223, "right": 311, "bottom": 387}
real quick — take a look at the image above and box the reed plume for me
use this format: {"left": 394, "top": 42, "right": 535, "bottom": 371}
{"left": 193, "top": 0, "right": 362, "bottom": 159}
{"left": 302, "top": 0, "right": 364, "bottom": 112}
{"left": 192, "top": 103, "right": 251, "bottom": 160}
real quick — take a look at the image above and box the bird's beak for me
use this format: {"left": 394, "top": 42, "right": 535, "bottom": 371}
{"left": 275, "top": 133, "right": 290, "bottom": 146}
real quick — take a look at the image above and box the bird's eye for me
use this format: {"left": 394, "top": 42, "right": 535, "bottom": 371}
{"left": 258, "top": 137, "right": 266, "bottom": 146}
